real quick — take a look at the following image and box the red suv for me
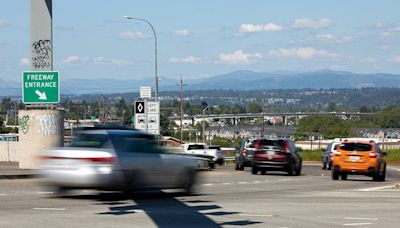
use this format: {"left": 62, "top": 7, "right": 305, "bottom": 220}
{"left": 252, "top": 138, "right": 302, "bottom": 176}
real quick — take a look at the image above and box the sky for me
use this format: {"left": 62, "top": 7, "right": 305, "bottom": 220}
{"left": 1, "top": 0, "right": 400, "bottom": 82}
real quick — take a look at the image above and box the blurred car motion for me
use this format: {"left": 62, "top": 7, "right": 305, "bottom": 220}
{"left": 332, "top": 140, "right": 386, "bottom": 181}
{"left": 40, "top": 127, "right": 199, "bottom": 194}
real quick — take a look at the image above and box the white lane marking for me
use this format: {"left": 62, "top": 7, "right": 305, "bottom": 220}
{"left": 238, "top": 182, "right": 248, "bottom": 184}
{"left": 253, "top": 181, "right": 261, "bottom": 184}
{"left": 203, "top": 183, "right": 213, "bottom": 186}
{"left": 265, "top": 180, "right": 270, "bottom": 182}
{"left": 125, "top": 209, "right": 146, "bottom": 213}
{"left": 343, "top": 223, "right": 372, "bottom": 226}
{"left": 221, "top": 183, "right": 231, "bottom": 185}
{"left": 33, "top": 208, "right": 66, "bottom": 211}
{"left": 0, "top": 194, "right": 6, "bottom": 196}
{"left": 36, "top": 192, "right": 54, "bottom": 194}
{"left": 391, "top": 168, "right": 400, "bottom": 172}
{"left": 344, "top": 217, "right": 378, "bottom": 221}
{"left": 239, "top": 213, "right": 274, "bottom": 217}
{"left": 359, "top": 184, "right": 399, "bottom": 191}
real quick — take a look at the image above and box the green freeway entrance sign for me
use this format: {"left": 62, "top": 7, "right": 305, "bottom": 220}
{"left": 22, "top": 71, "right": 60, "bottom": 104}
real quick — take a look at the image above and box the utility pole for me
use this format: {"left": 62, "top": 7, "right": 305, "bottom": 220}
{"left": 176, "top": 77, "right": 186, "bottom": 144}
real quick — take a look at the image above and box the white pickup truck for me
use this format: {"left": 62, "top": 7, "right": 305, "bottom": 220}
{"left": 180, "top": 143, "right": 224, "bottom": 169}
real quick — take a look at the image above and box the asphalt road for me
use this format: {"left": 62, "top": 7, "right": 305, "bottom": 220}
{"left": 0, "top": 164, "right": 399, "bottom": 228}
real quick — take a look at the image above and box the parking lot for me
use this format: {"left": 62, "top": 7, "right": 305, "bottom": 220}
{"left": 0, "top": 163, "right": 399, "bottom": 228}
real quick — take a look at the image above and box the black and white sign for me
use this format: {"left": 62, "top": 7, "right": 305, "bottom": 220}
{"left": 135, "top": 101, "right": 145, "bottom": 114}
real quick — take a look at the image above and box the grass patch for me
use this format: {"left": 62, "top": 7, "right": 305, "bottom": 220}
{"left": 384, "top": 149, "right": 400, "bottom": 164}
{"left": 301, "top": 149, "right": 323, "bottom": 162}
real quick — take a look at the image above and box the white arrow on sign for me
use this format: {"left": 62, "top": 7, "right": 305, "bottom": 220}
{"left": 35, "top": 90, "right": 47, "bottom": 100}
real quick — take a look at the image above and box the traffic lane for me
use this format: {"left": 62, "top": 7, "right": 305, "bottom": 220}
{"left": 0, "top": 165, "right": 399, "bottom": 228}
{"left": 205, "top": 164, "right": 400, "bottom": 194}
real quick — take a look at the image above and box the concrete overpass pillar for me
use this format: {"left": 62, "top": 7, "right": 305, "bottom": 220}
{"left": 18, "top": 110, "right": 64, "bottom": 169}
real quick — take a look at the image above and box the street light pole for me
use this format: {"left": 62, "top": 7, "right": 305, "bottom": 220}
{"left": 202, "top": 106, "right": 208, "bottom": 144}
{"left": 124, "top": 16, "right": 158, "bottom": 102}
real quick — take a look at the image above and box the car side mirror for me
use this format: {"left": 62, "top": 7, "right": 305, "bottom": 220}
{"left": 382, "top": 151, "right": 387, "bottom": 156}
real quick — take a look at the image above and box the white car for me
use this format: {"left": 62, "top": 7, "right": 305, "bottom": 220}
{"left": 40, "top": 128, "right": 198, "bottom": 195}
{"left": 180, "top": 143, "right": 224, "bottom": 168}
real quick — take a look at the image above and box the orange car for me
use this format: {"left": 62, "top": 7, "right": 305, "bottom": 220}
{"left": 332, "top": 140, "right": 386, "bottom": 181}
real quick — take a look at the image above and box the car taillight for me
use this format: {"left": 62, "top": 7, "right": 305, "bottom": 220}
{"left": 242, "top": 148, "right": 247, "bottom": 156}
{"left": 329, "top": 152, "right": 333, "bottom": 157}
{"left": 283, "top": 141, "right": 290, "bottom": 153}
{"left": 40, "top": 156, "right": 117, "bottom": 163}
{"left": 335, "top": 152, "right": 342, "bottom": 156}
{"left": 369, "top": 153, "right": 377, "bottom": 158}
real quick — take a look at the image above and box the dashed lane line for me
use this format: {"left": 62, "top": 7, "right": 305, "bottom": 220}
{"left": 343, "top": 223, "right": 372, "bottom": 226}
{"left": 33, "top": 208, "right": 66, "bottom": 211}
{"left": 344, "top": 217, "right": 378, "bottom": 221}
{"left": 359, "top": 184, "right": 399, "bottom": 191}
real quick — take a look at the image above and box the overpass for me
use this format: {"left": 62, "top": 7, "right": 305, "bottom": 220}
{"left": 168, "top": 112, "right": 375, "bottom": 126}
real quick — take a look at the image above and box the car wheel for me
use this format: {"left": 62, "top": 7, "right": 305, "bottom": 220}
{"left": 375, "top": 164, "right": 386, "bottom": 182}
{"left": 295, "top": 167, "right": 301, "bottom": 176}
{"left": 235, "top": 161, "right": 240, "bottom": 170}
{"left": 184, "top": 169, "right": 197, "bottom": 195}
{"left": 209, "top": 162, "right": 215, "bottom": 170}
{"left": 287, "top": 160, "right": 296, "bottom": 176}
{"left": 332, "top": 168, "right": 340, "bottom": 180}
{"left": 380, "top": 165, "right": 386, "bottom": 182}
{"left": 341, "top": 173, "right": 347, "bottom": 180}
{"left": 251, "top": 165, "right": 258, "bottom": 175}
{"left": 238, "top": 161, "right": 245, "bottom": 171}
{"left": 261, "top": 170, "right": 266, "bottom": 175}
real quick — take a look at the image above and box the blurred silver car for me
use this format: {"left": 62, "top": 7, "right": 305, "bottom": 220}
{"left": 40, "top": 127, "right": 198, "bottom": 194}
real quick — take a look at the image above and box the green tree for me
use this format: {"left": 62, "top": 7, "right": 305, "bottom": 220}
{"left": 374, "top": 106, "right": 400, "bottom": 128}
{"left": 247, "top": 102, "right": 262, "bottom": 113}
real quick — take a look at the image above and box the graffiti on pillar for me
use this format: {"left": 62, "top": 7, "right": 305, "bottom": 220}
{"left": 19, "top": 115, "right": 30, "bottom": 134}
{"left": 37, "top": 114, "right": 59, "bottom": 135}
{"left": 32, "top": 39, "right": 51, "bottom": 69}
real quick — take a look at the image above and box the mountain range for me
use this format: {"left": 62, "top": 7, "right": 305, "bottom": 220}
{"left": 1, "top": 70, "right": 400, "bottom": 96}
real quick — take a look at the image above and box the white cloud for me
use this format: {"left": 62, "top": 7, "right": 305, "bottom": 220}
{"left": 169, "top": 56, "right": 202, "bottom": 64}
{"left": 63, "top": 56, "right": 80, "bottom": 63}
{"left": 174, "top": 29, "right": 191, "bottom": 36}
{"left": 0, "top": 19, "right": 8, "bottom": 27}
{"left": 93, "top": 56, "right": 132, "bottom": 65}
{"left": 111, "top": 59, "right": 133, "bottom": 65}
{"left": 389, "top": 56, "right": 400, "bottom": 63}
{"left": 292, "top": 18, "right": 333, "bottom": 29}
{"left": 217, "top": 50, "right": 262, "bottom": 64}
{"left": 19, "top": 58, "right": 30, "bottom": 66}
{"left": 239, "top": 23, "right": 284, "bottom": 33}
{"left": 119, "top": 31, "right": 149, "bottom": 39}
{"left": 316, "top": 34, "right": 352, "bottom": 43}
{"left": 268, "top": 47, "right": 337, "bottom": 59}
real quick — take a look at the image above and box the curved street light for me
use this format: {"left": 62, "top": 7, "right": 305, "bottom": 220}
{"left": 124, "top": 16, "right": 158, "bottom": 102}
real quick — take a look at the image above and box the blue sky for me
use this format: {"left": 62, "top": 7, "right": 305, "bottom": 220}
{"left": 1, "top": 0, "right": 400, "bottom": 81}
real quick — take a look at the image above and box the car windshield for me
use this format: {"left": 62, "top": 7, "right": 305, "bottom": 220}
{"left": 70, "top": 133, "right": 109, "bottom": 148}
{"left": 340, "top": 143, "right": 372, "bottom": 152}
{"left": 188, "top": 144, "right": 205, "bottom": 150}
{"left": 258, "top": 139, "right": 285, "bottom": 148}
{"left": 209, "top": 146, "right": 221, "bottom": 149}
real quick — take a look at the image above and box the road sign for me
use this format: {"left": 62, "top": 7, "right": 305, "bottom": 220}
{"left": 135, "top": 101, "right": 145, "bottom": 114}
{"left": 147, "top": 101, "right": 160, "bottom": 114}
{"left": 140, "top": 86, "right": 152, "bottom": 98}
{"left": 22, "top": 71, "right": 59, "bottom": 104}
{"left": 133, "top": 100, "right": 160, "bottom": 135}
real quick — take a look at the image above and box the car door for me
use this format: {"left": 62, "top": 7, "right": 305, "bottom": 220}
{"left": 113, "top": 134, "right": 165, "bottom": 188}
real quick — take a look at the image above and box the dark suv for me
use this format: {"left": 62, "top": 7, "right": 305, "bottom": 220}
{"left": 235, "top": 138, "right": 257, "bottom": 170}
{"left": 251, "top": 138, "right": 302, "bottom": 176}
